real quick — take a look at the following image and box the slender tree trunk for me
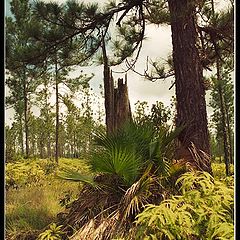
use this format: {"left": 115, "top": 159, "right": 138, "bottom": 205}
{"left": 39, "top": 138, "right": 44, "bottom": 159}
{"left": 168, "top": 0, "right": 212, "bottom": 173}
{"left": 211, "top": 0, "right": 231, "bottom": 171}
{"left": 55, "top": 61, "right": 59, "bottom": 165}
{"left": 47, "top": 136, "right": 51, "bottom": 158}
{"left": 225, "top": 102, "right": 233, "bottom": 164}
{"left": 23, "top": 75, "right": 29, "bottom": 158}
{"left": 216, "top": 59, "right": 230, "bottom": 176}
{"left": 19, "top": 116, "right": 24, "bottom": 155}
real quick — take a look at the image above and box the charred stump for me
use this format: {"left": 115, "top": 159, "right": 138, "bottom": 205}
{"left": 102, "top": 39, "right": 132, "bottom": 135}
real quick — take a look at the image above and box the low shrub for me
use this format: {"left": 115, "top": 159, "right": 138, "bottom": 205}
{"left": 5, "top": 158, "right": 89, "bottom": 236}
{"left": 135, "top": 171, "right": 234, "bottom": 240}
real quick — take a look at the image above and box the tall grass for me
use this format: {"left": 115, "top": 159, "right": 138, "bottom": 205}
{"left": 5, "top": 158, "right": 89, "bottom": 237}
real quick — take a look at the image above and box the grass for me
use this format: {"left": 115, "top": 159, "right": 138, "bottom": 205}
{"left": 5, "top": 158, "right": 90, "bottom": 238}
{"left": 5, "top": 157, "right": 234, "bottom": 239}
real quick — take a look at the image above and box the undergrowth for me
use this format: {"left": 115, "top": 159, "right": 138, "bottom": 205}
{"left": 135, "top": 171, "right": 234, "bottom": 240}
{"left": 5, "top": 158, "right": 90, "bottom": 238}
{"left": 5, "top": 158, "right": 234, "bottom": 240}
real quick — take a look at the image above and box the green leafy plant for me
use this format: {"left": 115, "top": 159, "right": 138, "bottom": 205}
{"left": 135, "top": 171, "right": 234, "bottom": 240}
{"left": 56, "top": 121, "right": 183, "bottom": 239}
{"left": 37, "top": 223, "right": 64, "bottom": 240}
{"left": 59, "top": 121, "right": 183, "bottom": 186}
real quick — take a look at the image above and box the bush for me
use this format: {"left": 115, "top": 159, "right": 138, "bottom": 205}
{"left": 135, "top": 171, "right": 234, "bottom": 240}
{"left": 212, "top": 162, "right": 234, "bottom": 179}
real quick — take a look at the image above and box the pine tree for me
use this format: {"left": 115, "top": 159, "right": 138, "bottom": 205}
{"left": 19, "top": 0, "right": 233, "bottom": 172}
{"left": 5, "top": 0, "right": 44, "bottom": 158}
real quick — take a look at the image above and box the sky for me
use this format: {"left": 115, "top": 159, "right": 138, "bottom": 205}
{"left": 5, "top": 0, "right": 232, "bottom": 126}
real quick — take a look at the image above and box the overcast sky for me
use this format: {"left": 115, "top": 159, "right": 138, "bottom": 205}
{"left": 5, "top": 0, "right": 232, "bottom": 125}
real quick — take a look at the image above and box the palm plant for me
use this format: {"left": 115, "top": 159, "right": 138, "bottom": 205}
{"left": 56, "top": 120, "right": 184, "bottom": 239}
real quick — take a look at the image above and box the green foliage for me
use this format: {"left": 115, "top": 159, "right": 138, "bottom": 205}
{"left": 6, "top": 161, "right": 46, "bottom": 189}
{"left": 5, "top": 158, "right": 89, "bottom": 236}
{"left": 57, "top": 168, "right": 96, "bottom": 186}
{"left": 37, "top": 223, "right": 64, "bottom": 240}
{"left": 58, "top": 120, "right": 182, "bottom": 188}
{"left": 135, "top": 171, "right": 234, "bottom": 240}
{"left": 212, "top": 162, "right": 234, "bottom": 183}
{"left": 5, "top": 158, "right": 90, "bottom": 190}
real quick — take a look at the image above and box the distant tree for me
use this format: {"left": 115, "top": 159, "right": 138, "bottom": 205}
{"left": 134, "top": 100, "right": 171, "bottom": 131}
{"left": 209, "top": 65, "right": 234, "bottom": 168}
{"left": 5, "top": 0, "right": 45, "bottom": 158}
{"left": 5, "top": 125, "right": 17, "bottom": 161}
{"left": 34, "top": 74, "right": 55, "bottom": 158}
{"left": 134, "top": 101, "right": 150, "bottom": 124}
{"left": 205, "top": 0, "right": 234, "bottom": 175}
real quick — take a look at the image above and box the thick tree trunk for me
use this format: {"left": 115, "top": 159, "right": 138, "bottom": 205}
{"left": 168, "top": 0, "right": 212, "bottom": 173}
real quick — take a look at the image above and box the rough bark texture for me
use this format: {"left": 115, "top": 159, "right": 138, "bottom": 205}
{"left": 168, "top": 0, "right": 212, "bottom": 173}
{"left": 102, "top": 41, "right": 132, "bottom": 135}
{"left": 114, "top": 76, "right": 132, "bottom": 130}
{"left": 102, "top": 40, "right": 115, "bottom": 135}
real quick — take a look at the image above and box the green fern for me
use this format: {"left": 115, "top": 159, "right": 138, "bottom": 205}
{"left": 37, "top": 223, "right": 64, "bottom": 240}
{"left": 135, "top": 171, "right": 234, "bottom": 240}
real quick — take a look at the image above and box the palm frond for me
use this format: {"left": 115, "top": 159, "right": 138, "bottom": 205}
{"left": 118, "top": 165, "right": 155, "bottom": 220}
{"left": 57, "top": 168, "right": 98, "bottom": 187}
{"left": 91, "top": 147, "right": 143, "bottom": 186}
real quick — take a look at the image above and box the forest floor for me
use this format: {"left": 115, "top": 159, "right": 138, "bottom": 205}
{"left": 5, "top": 158, "right": 234, "bottom": 239}
{"left": 5, "top": 158, "right": 90, "bottom": 239}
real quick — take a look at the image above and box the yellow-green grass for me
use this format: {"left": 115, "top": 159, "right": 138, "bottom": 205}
{"left": 5, "top": 158, "right": 90, "bottom": 235}
{"left": 212, "top": 162, "right": 234, "bottom": 178}
{"left": 5, "top": 158, "right": 234, "bottom": 237}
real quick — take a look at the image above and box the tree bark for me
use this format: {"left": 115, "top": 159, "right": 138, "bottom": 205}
{"left": 168, "top": 0, "right": 212, "bottom": 173}
{"left": 55, "top": 60, "right": 59, "bottom": 165}
{"left": 216, "top": 59, "right": 230, "bottom": 175}
{"left": 114, "top": 77, "right": 132, "bottom": 130}
{"left": 225, "top": 108, "right": 233, "bottom": 164}
{"left": 102, "top": 40, "right": 132, "bottom": 135}
{"left": 23, "top": 74, "right": 29, "bottom": 158}
{"left": 102, "top": 39, "right": 115, "bottom": 135}
{"left": 19, "top": 116, "right": 24, "bottom": 155}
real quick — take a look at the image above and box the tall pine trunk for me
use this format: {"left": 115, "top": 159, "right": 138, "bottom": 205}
{"left": 55, "top": 60, "right": 59, "bottom": 165}
{"left": 168, "top": 0, "right": 212, "bottom": 173}
{"left": 19, "top": 116, "right": 24, "bottom": 156}
{"left": 23, "top": 74, "right": 29, "bottom": 158}
{"left": 225, "top": 106, "right": 233, "bottom": 164}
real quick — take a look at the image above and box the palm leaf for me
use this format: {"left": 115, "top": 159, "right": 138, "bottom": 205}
{"left": 57, "top": 168, "right": 98, "bottom": 187}
{"left": 91, "top": 147, "right": 143, "bottom": 186}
